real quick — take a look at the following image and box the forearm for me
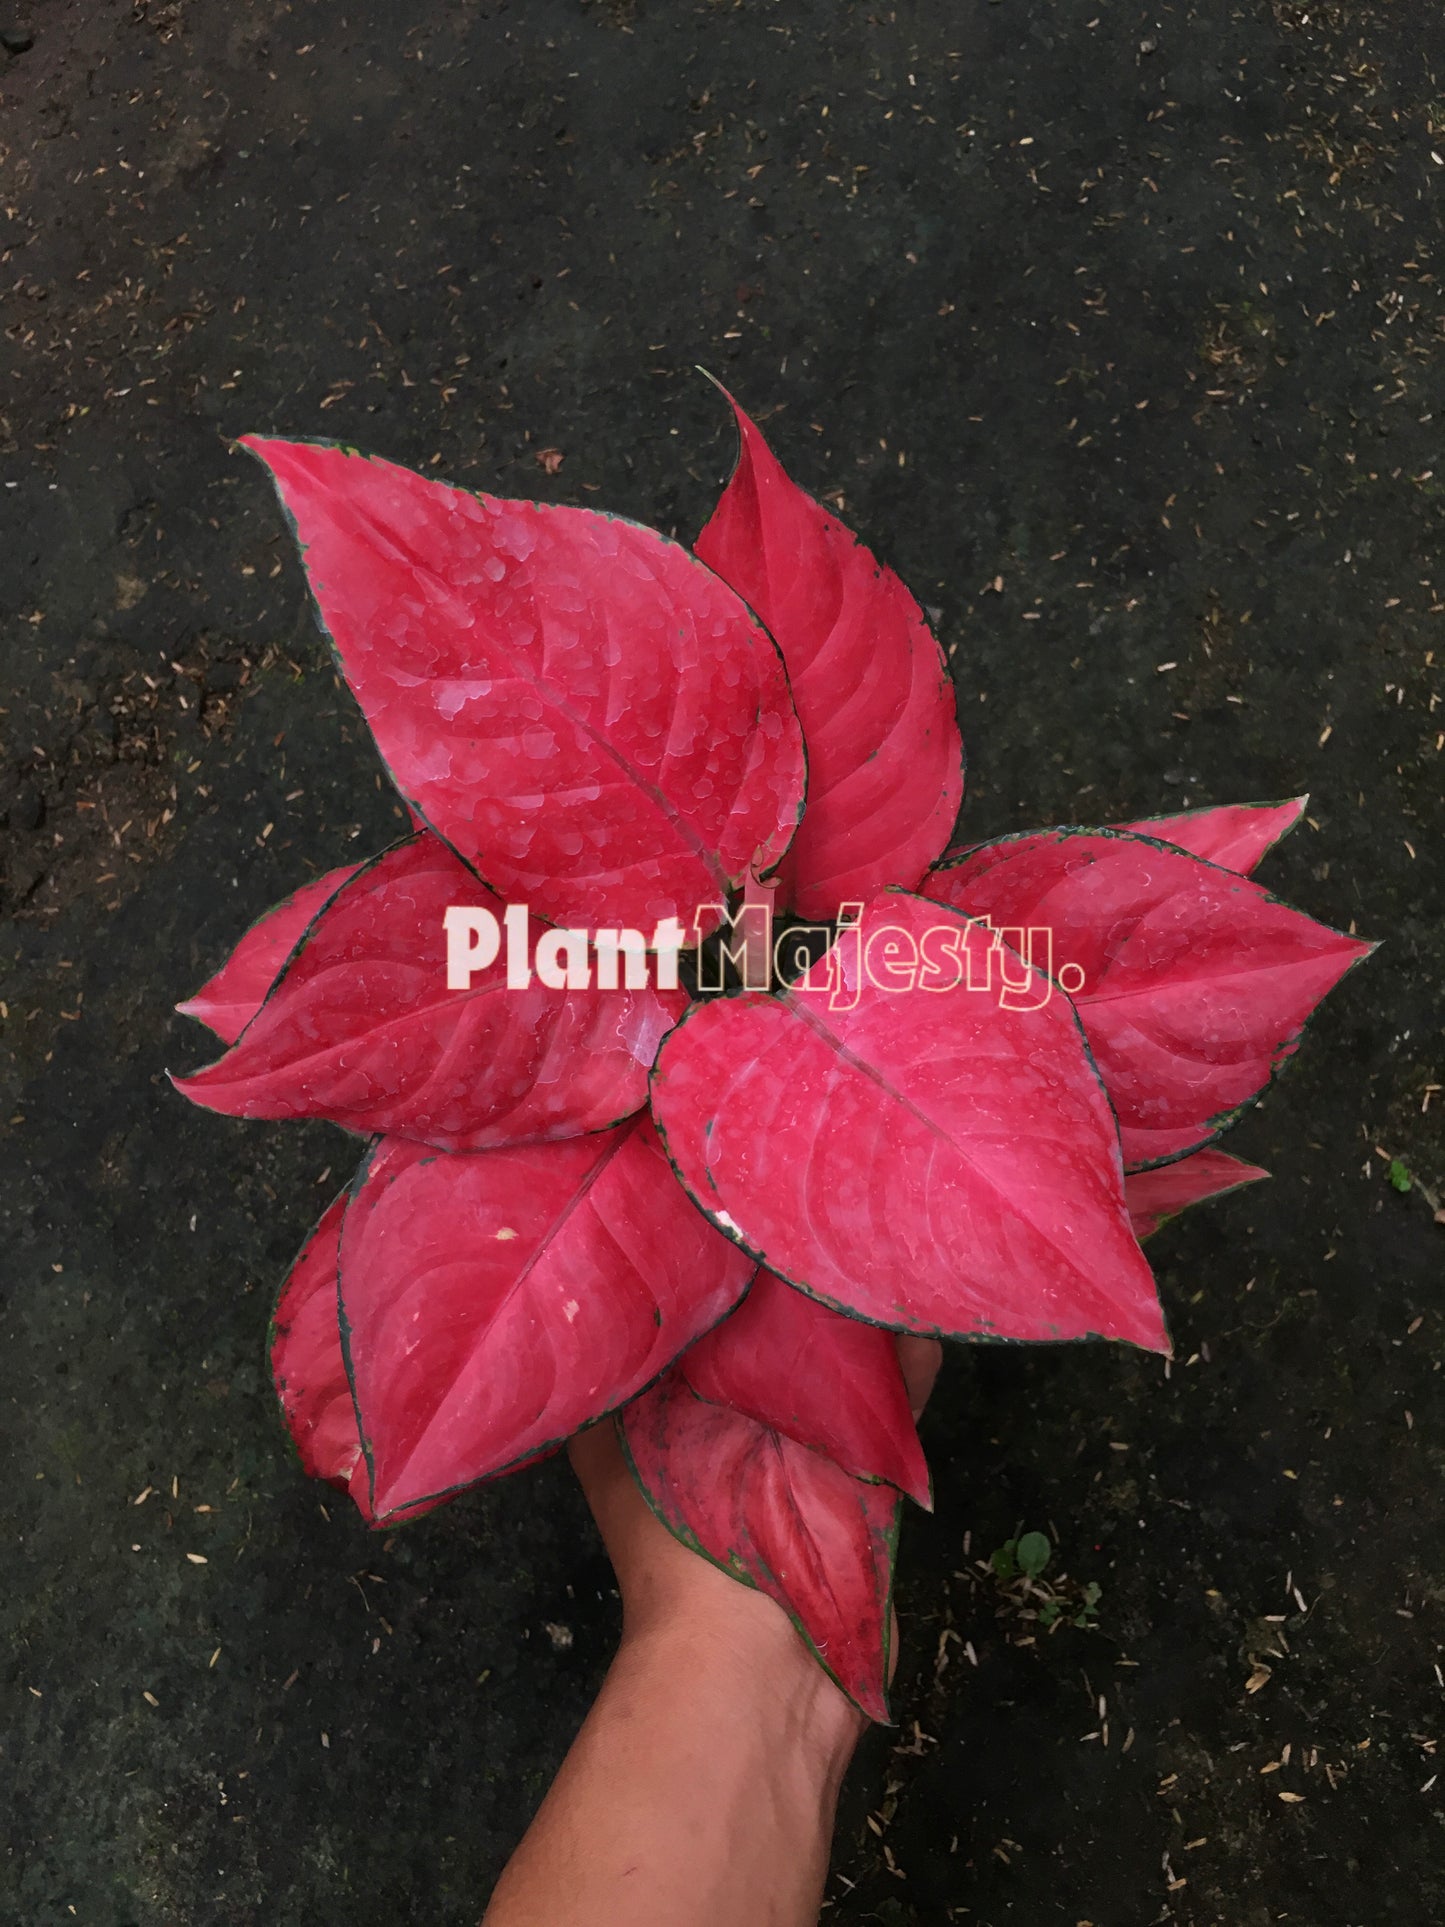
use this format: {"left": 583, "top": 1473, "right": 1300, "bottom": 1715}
{"left": 482, "top": 1613, "right": 863, "bottom": 1927}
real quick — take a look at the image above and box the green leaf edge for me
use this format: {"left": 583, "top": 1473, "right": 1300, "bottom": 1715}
{"left": 172, "top": 826, "right": 684, "bottom": 1150}
{"left": 921, "top": 823, "right": 1378, "bottom": 1173}
{"left": 235, "top": 433, "right": 810, "bottom": 927}
{"left": 614, "top": 1383, "right": 902, "bottom": 1725}
{"left": 334, "top": 1124, "right": 753, "bottom": 1526}
{"left": 267, "top": 1184, "right": 352, "bottom": 1481}
{"left": 694, "top": 375, "right": 967, "bottom": 918}
{"left": 1135, "top": 1158, "right": 1271, "bottom": 1242}
{"left": 646, "top": 887, "right": 1170, "bottom": 1355}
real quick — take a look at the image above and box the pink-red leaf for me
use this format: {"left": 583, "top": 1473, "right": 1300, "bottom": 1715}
{"left": 172, "top": 833, "right": 683, "bottom": 1150}
{"left": 649, "top": 888, "right": 1166, "bottom": 1351}
{"left": 620, "top": 1370, "right": 900, "bottom": 1721}
{"left": 1118, "top": 797, "right": 1307, "bottom": 874}
{"left": 680, "top": 1269, "right": 930, "bottom": 1506}
{"left": 270, "top": 1192, "right": 371, "bottom": 1511}
{"left": 242, "top": 437, "right": 805, "bottom": 935}
{"left": 340, "top": 1119, "right": 755, "bottom": 1520}
{"left": 270, "top": 1193, "right": 452, "bottom": 1527}
{"left": 938, "top": 798, "right": 1309, "bottom": 886}
{"left": 694, "top": 393, "right": 962, "bottom": 917}
{"left": 1125, "top": 1149, "right": 1269, "bottom": 1241}
{"left": 177, "top": 861, "right": 362, "bottom": 1044}
{"left": 923, "top": 829, "right": 1373, "bottom": 1167}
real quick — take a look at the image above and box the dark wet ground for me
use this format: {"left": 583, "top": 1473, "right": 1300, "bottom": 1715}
{"left": 3, "top": 2, "right": 1443, "bottom": 1922}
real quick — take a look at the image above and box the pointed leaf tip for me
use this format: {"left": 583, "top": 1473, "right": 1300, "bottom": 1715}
{"left": 176, "top": 859, "right": 363, "bottom": 1043}
{"left": 696, "top": 398, "right": 963, "bottom": 917}
{"left": 1119, "top": 797, "right": 1309, "bottom": 874}
{"left": 649, "top": 889, "right": 1168, "bottom": 1355}
{"left": 1126, "top": 1150, "right": 1270, "bottom": 1241}
{"left": 173, "top": 833, "right": 680, "bottom": 1149}
{"left": 245, "top": 437, "right": 804, "bottom": 935}
{"left": 621, "top": 1371, "right": 901, "bottom": 1722}
{"left": 340, "top": 1120, "right": 754, "bottom": 1520}
{"left": 925, "top": 829, "right": 1373, "bottom": 1168}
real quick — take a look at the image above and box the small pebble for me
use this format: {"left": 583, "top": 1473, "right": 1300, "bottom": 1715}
{"left": 1, "top": 29, "right": 34, "bottom": 54}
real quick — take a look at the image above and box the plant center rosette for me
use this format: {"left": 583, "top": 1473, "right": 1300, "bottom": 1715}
{"left": 173, "top": 392, "right": 1372, "bottom": 1721}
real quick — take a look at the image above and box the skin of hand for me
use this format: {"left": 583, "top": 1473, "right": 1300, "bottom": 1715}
{"left": 481, "top": 1335, "right": 942, "bottom": 1927}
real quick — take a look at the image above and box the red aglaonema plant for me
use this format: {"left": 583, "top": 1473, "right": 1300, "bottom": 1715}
{"left": 174, "top": 393, "right": 1372, "bottom": 1719}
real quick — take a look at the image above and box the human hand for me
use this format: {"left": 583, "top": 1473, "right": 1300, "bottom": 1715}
{"left": 569, "top": 1333, "right": 942, "bottom": 1704}
{"left": 484, "top": 1337, "right": 942, "bottom": 1927}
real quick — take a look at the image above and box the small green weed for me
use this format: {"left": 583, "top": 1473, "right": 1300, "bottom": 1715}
{"left": 985, "top": 1532, "right": 1102, "bottom": 1633}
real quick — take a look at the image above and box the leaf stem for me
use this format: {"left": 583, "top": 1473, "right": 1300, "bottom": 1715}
{"left": 742, "top": 871, "right": 778, "bottom": 992}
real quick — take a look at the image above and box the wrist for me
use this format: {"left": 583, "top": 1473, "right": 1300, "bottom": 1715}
{"left": 623, "top": 1585, "right": 866, "bottom": 1786}
{"left": 570, "top": 1421, "right": 867, "bottom": 1782}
